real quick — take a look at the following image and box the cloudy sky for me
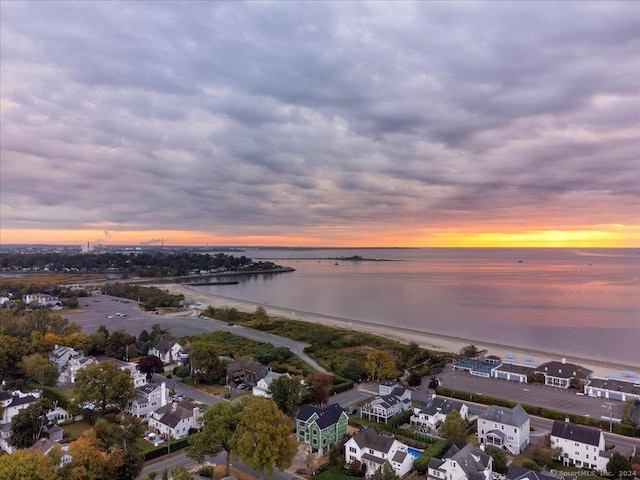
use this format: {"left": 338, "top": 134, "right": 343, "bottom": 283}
{"left": 1, "top": 1, "right": 638, "bottom": 247}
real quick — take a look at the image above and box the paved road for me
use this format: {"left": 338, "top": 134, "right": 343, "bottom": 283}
{"left": 65, "top": 295, "right": 327, "bottom": 373}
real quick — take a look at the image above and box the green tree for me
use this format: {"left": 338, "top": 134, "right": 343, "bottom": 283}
{"left": 308, "top": 372, "right": 333, "bottom": 406}
{"left": 607, "top": 453, "right": 633, "bottom": 479}
{"left": 0, "top": 449, "right": 61, "bottom": 480}
{"left": 20, "top": 353, "right": 60, "bottom": 386}
{"left": 190, "top": 342, "right": 225, "bottom": 383}
{"left": 171, "top": 465, "right": 192, "bottom": 480}
{"left": 460, "top": 345, "right": 485, "bottom": 358}
{"left": 234, "top": 397, "right": 297, "bottom": 480}
{"left": 440, "top": 410, "right": 467, "bottom": 442}
{"left": 485, "top": 445, "right": 508, "bottom": 474}
{"left": 371, "top": 461, "right": 399, "bottom": 480}
{"left": 268, "top": 375, "right": 304, "bottom": 417}
{"left": 10, "top": 398, "right": 54, "bottom": 449}
{"left": 75, "top": 361, "right": 136, "bottom": 412}
{"left": 365, "top": 350, "right": 398, "bottom": 382}
{"left": 188, "top": 401, "right": 244, "bottom": 477}
{"left": 94, "top": 415, "right": 145, "bottom": 480}
{"left": 340, "top": 359, "right": 366, "bottom": 382}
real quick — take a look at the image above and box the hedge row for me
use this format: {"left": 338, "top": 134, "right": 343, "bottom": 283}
{"left": 143, "top": 437, "right": 190, "bottom": 461}
{"left": 435, "top": 387, "right": 639, "bottom": 437}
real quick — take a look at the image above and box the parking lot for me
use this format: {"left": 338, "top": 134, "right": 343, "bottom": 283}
{"left": 431, "top": 366, "right": 627, "bottom": 420}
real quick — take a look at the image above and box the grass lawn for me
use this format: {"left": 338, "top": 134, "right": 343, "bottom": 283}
{"left": 60, "top": 420, "right": 93, "bottom": 443}
{"left": 181, "top": 378, "right": 229, "bottom": 395}
{"left": 315, "top": 466, "right": 360, "bottom": 480}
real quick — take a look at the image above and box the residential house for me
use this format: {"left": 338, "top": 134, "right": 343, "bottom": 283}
{"left": 550, "top": 420, "right": 609, "bottom": 472}
{"left": 477, "top": 404, "right": 530, "bottom": 454}
{"left": 507, "top": 465, "right": 574, "bottom": 480}
{"left": 178, "top": 342, "right": 192, "bottom": 366}
{"left": 344, "top": 428, "right": 415, "bottom": 478}
{"left": 427, "top": 442, "right": 492, "bottom": 480}
{"left": 127, "top": 382, "right": 170, "bottom": 418}
{"left": 0, "top": 387, "right": 42, "bottom": 453}
{"left": 120, "top": 362, "right": 148, "bottom": 387}
{"left": 148, "top": 400, "right": 202, "bottom": 441}
{"left": 148, "top": 339, "right": 182, "bottom": 365}
{"left": 58, "top": 355, "right": 97, "bottom": 384}
{"left": 225, "top": 358, "right": 269, "bottom": 387}
{"left": 295, "top": 403, "right": 348, "bottom": 456}
{"left": 360, "top": 381, "right": 412, "bottom": 423}
{"left": 411, "top": 396, "right": 469, "bottom": 433}
{"left": 49, "top": 345, "right": 82, "bottom": 370}
{"left": 24, "top": 293, "right": 62, "bottom": 309}
{"left": 253, "top": 371, "right": 291, "bottom": 398}
{"left": 535, "top": 360, "right": 593, "bottom": 389}
{"left": 47, "top": 406, "right": 73, "bottom": 425}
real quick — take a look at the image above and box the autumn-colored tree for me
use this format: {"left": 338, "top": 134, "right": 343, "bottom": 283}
{"left": 94, "top": 415, "right": 145, "bottom": 480}
{"left": 365, "top": 350, "right": 398, "bottom": 382}
{"left": 171, "top": 465, "right": 192, "bottom": 480}
{"left": 75, "top": 361, "right": 136, "bottom": 412}
{"left": 188, "top": 401, "right": 244, "bottom": 477}
{"left": 0, "top": 449, "right": 61, "bottom": 480}
{"left": 308, "top": 371, "right": 333, "bottom": 405}
{"left": 61, "top": 429, "right": 123, "bottom": 480}
{"left": 234, "top": 397, "right": 297, "bottom": 480}
{"left": 63, "top": 332, "right": 93, "bottom": 353}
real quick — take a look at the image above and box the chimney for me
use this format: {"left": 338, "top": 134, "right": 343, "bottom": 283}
{"left": 561, "top": 357, "right": 566, "bottom": 364}
{"left": 565, "top": 417, "right": 570, "bottom": 423}
{"left": 160, "top": 382, "right": 167, "bottom": 406}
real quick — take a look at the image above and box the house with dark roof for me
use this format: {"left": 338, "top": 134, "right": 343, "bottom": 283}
{"left": 427, "top": 442, "right": 492, "bottom": 480}
{"left": 535, "top": 360, "right": 593, "bottom": 389}
{"left": 344, "top": 428, "right": 415, "bottom": 477}
{"left": 295, "top": 403, "right": 348, "bottom": 456}
{"left": 148, "top": 399, "right": 202, "bottom": 440}
{"left": 225, "top": 358, "right": 269, "bottom": 387}
{"left": 585, "top": 378, "right": 640, "bottom": 402}
{"left": 507, "top": 465, "right": 574, "bottom": 480}
{"left": 0, "top": 386, "right": 42, "bottom": 453}
{"left": 148, "top": 339, "right": 182, "bottom": 364}
{"left": 361, "top": 381, "right": 412, "bottom": 423}
{"left": 477, "top": 404, "right": 530, "bottom": 454}
{"left": 550, "top": 420, "right": 608, "bottom": 471}
{"left": 411, "top": 396, "right": 469, "bottom": 433}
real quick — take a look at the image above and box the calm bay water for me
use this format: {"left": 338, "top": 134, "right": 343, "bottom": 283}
{"left": 195, "top": 248, "right": 640, "bottom": 367}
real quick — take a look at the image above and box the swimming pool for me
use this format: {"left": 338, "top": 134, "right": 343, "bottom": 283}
{"left": 407, "top": 447, "right": 423, "bottom": 458}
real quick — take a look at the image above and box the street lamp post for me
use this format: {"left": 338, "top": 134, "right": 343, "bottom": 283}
{"left": 602, "top": 404, "right": 612, "bottom": 433}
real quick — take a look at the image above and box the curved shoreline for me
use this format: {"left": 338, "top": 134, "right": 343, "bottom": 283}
{"left": 166, "top": 284, "right": 637, "bottom": 379}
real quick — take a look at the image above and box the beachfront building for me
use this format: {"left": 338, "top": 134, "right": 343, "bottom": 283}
{"left": 252, "top": 371, "right": 290, "bottom": 398}
{"left": 534, "top": 360, "right": 593, "bottom": 389}
{"left": 477, "top": 404, "right": 530, "bottom": 454}
{"left": 550, "top": 420, "right": 609, "bottom": 472}
{"left": 585, "top": 378, "right": 640, "bottom": 402}
{"left": 427, "top": 442, "right": 492, "bottom": 480}
{"left": 361, "top": 381, "right": 412, "bottom": 423}
{"left": 411, "top": 396, "right": 469, "bottom": 433}
{"left": 345, "top": 428, "right": 415, "bottom": 477}
{"left": 491, "top": 363, "right": 531, "bottom": 384}
{"left": 295, "top": 403, "right": 348, "bottom": 456}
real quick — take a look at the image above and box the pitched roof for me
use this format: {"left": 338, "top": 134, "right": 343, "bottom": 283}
{"left": 479, "top": 404, "right": 529, "bottom": 427}
{"left": 443, "top": 443, "right": 491, "bottom": 480}
{"left": 352, "top": 428, "right": 395, "bottom": 453}
{"left": 507, "top": 465, "right": 573, "bottom": 480}
{"left": 550, "top": 421, "right": 602, "bottom": 446}
{"left": 419, "top": 397, "right": 465, "bottom": 416}
{"left": 296, "top": 404, "right": 346, "bottom": 429}
{"left": 536, "top": 361, "right": 593, "bottom": 380}
{"left": 153, "top": 400, "right": 197, "bottom": 428}
{"left": 8, "top": 394, "right": 39, "bottom": 408}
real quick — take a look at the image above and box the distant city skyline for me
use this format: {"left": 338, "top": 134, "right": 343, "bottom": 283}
{"left": 1, "top": 2, "right": 638, "bottom": 248}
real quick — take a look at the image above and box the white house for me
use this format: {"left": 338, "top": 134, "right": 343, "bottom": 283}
{"left": 120, "top": 362, "right": 148, "bottom": 387}
{"left": 58, "top": 355, "right": 97, "bottom": 384}
{"left": 412, "top": 396, "right": 469, "bottom": 433}
{"left": 252, "top": 371, "right": 290, "bottom": 398}
{"left": 535, "top": 360, "right": 593, "bottom": 389}
{"left": 127, "top": 382, "right": 170, "bottom": 418}
{"left": 361, "top": 381, "right": 412, "bottom": 423}
{"left": 0, "top": 387, "right": 42, "bottom": 453}
{"left": 428, "top": 443, "right": 493, "bottom": 480}
{"left": 148, "top": 400, "right": 202, "bottom": 440}
{"left": 344, "top": 428, "right": 415, "bottom": 477}
{"left": 550, "top": 420, "right": 609, "bottom": 472}
{"left": 148, "top": 339, "right": 182, "bottom": 364}
{"left": 477, "top": 404, "right": 530, "bottom": 454}
{"left": 24, "top": 293, "right": 62, "bottom": 309}
{"left": 49, "top": 345, "right": 83, "bottom": 370}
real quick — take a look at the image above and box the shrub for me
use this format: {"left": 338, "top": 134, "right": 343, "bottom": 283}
{"left": 521, "top": 460, "right": 541, "bottom": 472}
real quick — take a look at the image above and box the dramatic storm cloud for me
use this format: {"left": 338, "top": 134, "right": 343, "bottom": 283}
{"left": 1, "top": 1, "right": 638, "bottom": 246}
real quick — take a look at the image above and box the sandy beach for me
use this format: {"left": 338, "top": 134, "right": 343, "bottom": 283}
{"left": 166, "top": 284, "right": 636, "bottom": 379}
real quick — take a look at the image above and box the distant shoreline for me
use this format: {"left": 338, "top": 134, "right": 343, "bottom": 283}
{"left": 165, "top": 283, "right": 637, "bottom": 379}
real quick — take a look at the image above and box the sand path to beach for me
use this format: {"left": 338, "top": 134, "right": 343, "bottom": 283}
{"left": 165, "top": 284, "right": 636, "bottom": 379}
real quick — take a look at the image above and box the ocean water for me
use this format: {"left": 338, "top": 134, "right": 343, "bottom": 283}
{"left": 194, "top": 248, "right": 640, "bottom": 367}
